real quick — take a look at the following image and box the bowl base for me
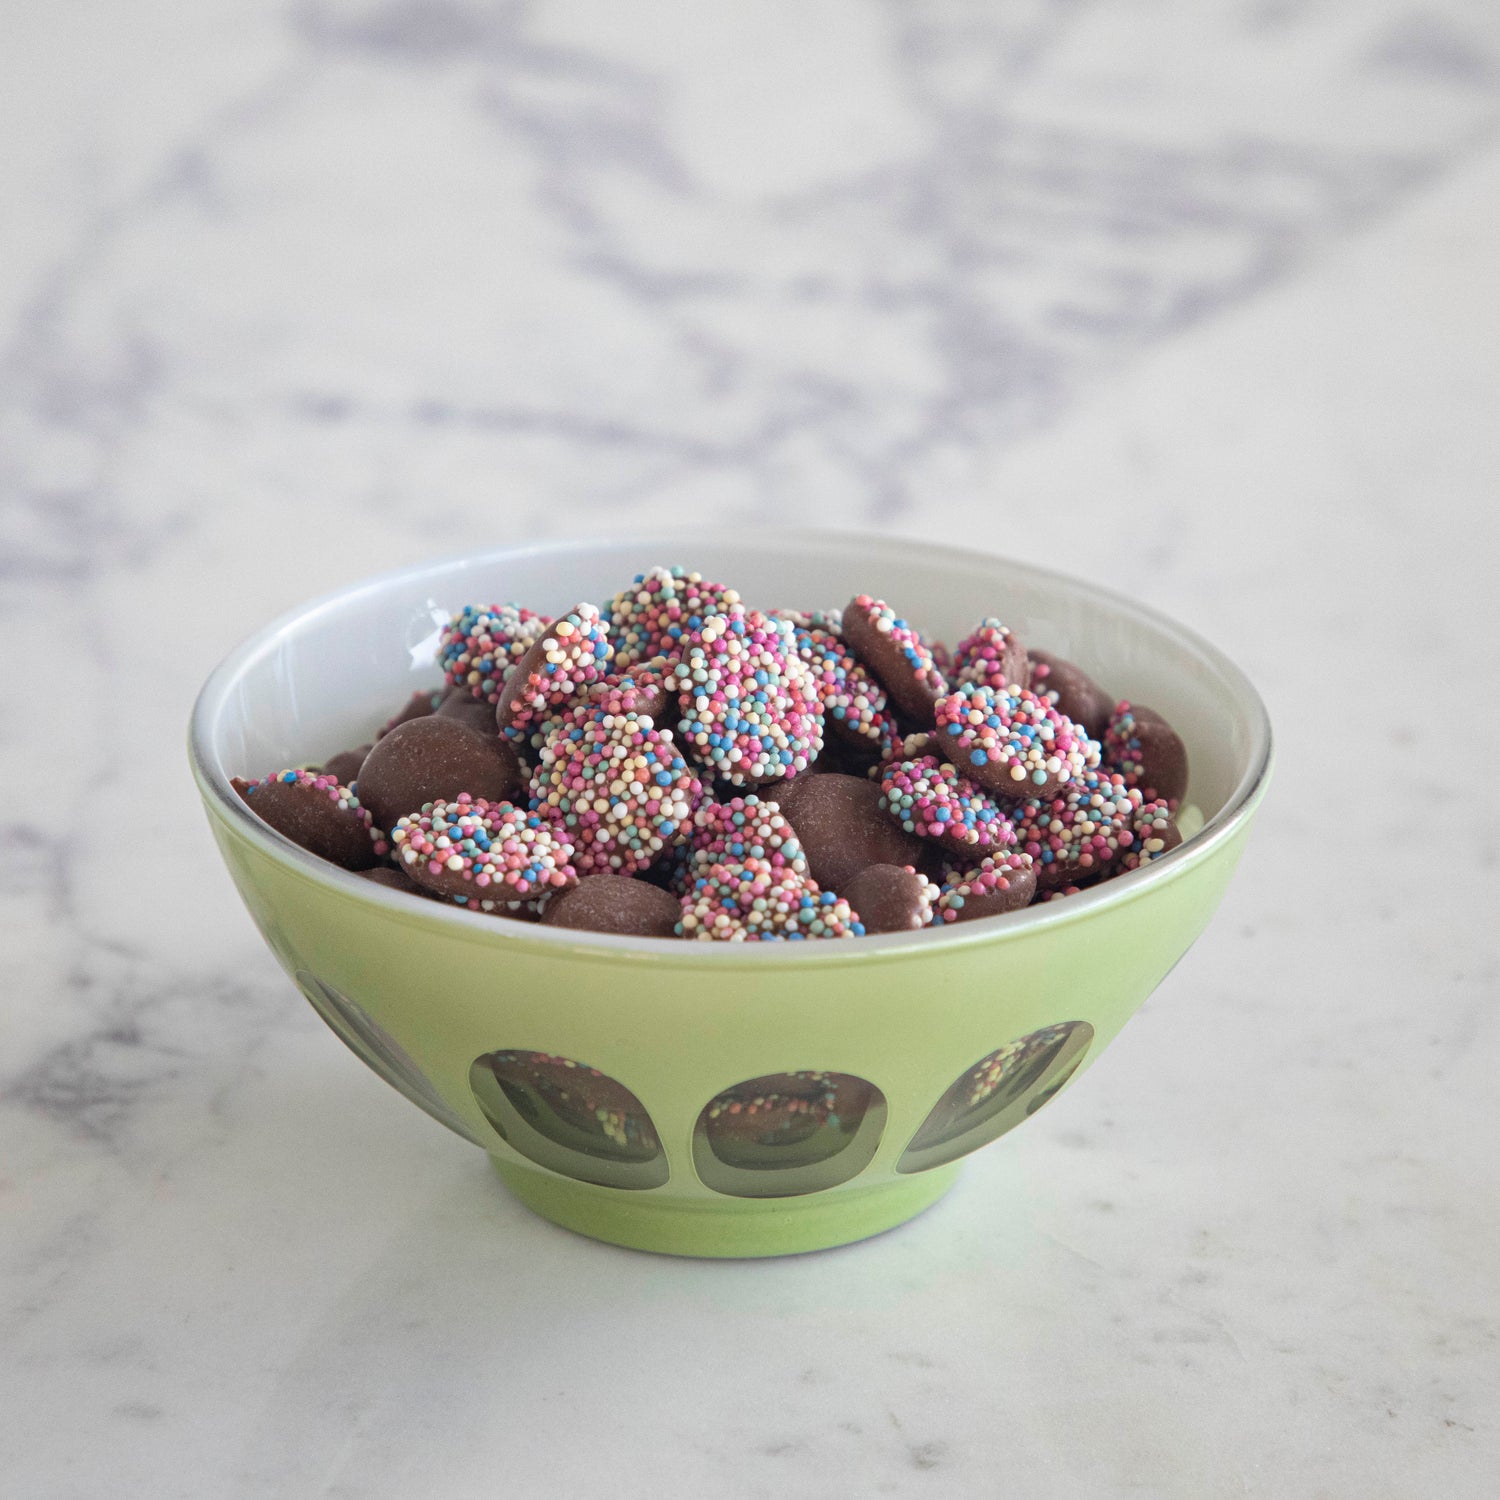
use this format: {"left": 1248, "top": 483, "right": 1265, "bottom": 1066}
{"left": 491, "top": 1157, "right": 961, "bottom": 1258}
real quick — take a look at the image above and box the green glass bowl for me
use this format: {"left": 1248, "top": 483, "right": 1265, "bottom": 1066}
{"left": 189, "top": 533, "right": 1272, "bottom": 1257}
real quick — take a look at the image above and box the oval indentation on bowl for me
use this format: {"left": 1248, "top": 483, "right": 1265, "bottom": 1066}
{"left": 469, "top": 1052, "right": 669, "bottom": 1190}
{"left": 692, "top": 1072, "right": 886, "bottom": 1199}
{"left": 896, "top": 1022, "right": 1093, "bottom": 1174}
{"left": 294, "top": 971, "right": 479, "bottom": 1143}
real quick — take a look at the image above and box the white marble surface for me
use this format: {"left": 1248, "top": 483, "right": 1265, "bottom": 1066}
{"left": 3, "top": 2, "right": 1498, "bottom": 1494}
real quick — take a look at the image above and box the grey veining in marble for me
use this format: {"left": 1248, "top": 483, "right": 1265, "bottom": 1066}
{"left": 3, "top": 3, "right": 1498, "bottom": 1496}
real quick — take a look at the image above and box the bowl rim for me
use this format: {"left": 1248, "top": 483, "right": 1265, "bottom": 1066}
{"left": 189, "top": 529, "right": 1274, "bottom": 963}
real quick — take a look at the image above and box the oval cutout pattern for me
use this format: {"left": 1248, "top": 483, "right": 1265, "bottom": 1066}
{"left": 469, "top": 1051, "right": 669, "bottom": 1190}
{"left": 295, "top": 971, "right": 479, "bottom": 1143}
{"left": 897, "top": 1021, "right": 1093, "bottom": 1174}
{"left": 693, "top": 1072, "right": 887, "bottom": 1198}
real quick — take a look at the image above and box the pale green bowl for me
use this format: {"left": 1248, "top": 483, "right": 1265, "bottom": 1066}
{"left": 189, "top": 533, "right": 1272, "bottom": 1257}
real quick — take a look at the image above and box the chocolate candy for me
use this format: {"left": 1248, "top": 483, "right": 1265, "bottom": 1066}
{"left": 878, "top": 754, "right": 1014, "bottom": 855}
{"left": 234, "top": 770, "right": 387, "bottom": 870}
{"left": 531, "top": 708, "right": 702, "bottom": 875}
{"left": 363, "top": 858, "right": 534, "bottom": 919}
{"left": 933, "top": 683, "right": 1097, "bottom": 799}
{"left": 934, "top": 851, "right": 1037, "bottom": 923}
{"left": 788, "top": 624, "right": 897, "bottom": 754}
{"left": 841, "top": 864, "right": 938, "bottom": 933}
{"left": 678, "top": 858, "right": 863, "bottom": 940}
{"left": 235, "top": 562, "right": 1200, "bottom": 935}
{"left": 589, "top": 665, "right": 673, "bottom": 723}
{"left": 672, "top": 610, "right": 823, "bottom": 785}
{"left": 320, "top": 744, "right": 371, "bottom": 784}
{"left": 607, "top": 566, "right": 741, "bottom": 669}
{"left": 842, "top": 595, "right": 949, "bottom": 727}
{"left": 440, "top": 603, "right": 549, "bottom": 703}
{"left": 1038, "top": 884, "right": 1085, "bottom": 903}
{"left": 688, "top": 795, "right": 807, "bottom": 877}
{"left": 773, "top": 772, "right": 925, "bottom": 891}
{"left": 805, "top": 732, "right": 887, "bottom": 779}
{"left": 1104, "top": 701, "right": 1189, "bottom": 807}
{"left": 377, "top": 688, "right": 443, "bottom": 739}
{"left": 355, "top": 864, "right": 426, "bottom": 894}
{"left": 953, "top": 619, "right": 1029, "bottom": 693}
{"left": 1123, "top": 798, "right": 1183, "bottom": 870}
{"left": 496, "top": 603, "right": 613, "bottom": 741}
{"left": 1011, "top": 771, "right": 1142, "bottom": 888}
{"left": 771, "top": 606, "right": 844, "bottom": 634}
{"left": 542, "top": 874, "right": 682, "bottom": 937}
{"left": 391, "top": 794, "right": 577, "bottom": 910}
{"left": 356, "top": 715, "right": 525, "bottom": 832}
{"left": 435, "top": 688, "right": 504, "bottom": 735}
{"left": 1028, "top": 650, "right": 1112, "bottom": 739}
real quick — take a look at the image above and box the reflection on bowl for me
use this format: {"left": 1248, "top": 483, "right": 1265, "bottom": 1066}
{"left": 191, "top": 533, "right": 1271, "bottom": 1257}
{"left": 897, "top": 1023, "right": 1094, "bottom": 1175}
{"left": 693, "top": 1072, "right": 888, "bottom": 1199}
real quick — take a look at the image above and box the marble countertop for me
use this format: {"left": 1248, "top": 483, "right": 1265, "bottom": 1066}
{"left": 4, "top": 2, "right": 1498, "bottom": 1495}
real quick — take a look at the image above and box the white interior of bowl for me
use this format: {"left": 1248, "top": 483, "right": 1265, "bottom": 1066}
{"left": 191, "top": 531, "right": 1272, "bottom": 951}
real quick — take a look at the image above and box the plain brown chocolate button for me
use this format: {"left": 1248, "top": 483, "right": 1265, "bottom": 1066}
{"left": 356, "top": 716, "right": 525, "bottom": 831}
{"left": 542, "top": 875, "right": 682, "bottom": 937}
{"left": 842, "top": 864, "right": 934, "bottom": 933}
{"left": 772, "top": 773, "right": 925, "bottom": 892}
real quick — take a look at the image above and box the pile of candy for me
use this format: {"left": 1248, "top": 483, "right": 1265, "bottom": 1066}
{"left": 233, "top": 564, "right": 1189, "bottom": 940}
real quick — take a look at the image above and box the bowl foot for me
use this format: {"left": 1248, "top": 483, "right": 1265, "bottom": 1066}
{"left": 491, "top": 1157, "right": 961, "bottom": 1258}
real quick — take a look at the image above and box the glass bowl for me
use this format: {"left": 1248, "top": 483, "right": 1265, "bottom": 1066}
{"left": 189, "top": 532, "right": 1272, "bottom": 1256}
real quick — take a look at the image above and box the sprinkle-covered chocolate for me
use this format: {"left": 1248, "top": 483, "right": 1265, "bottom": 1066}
{"left": 689, "top": 795, "right": 808, "bottom": 877}
{"left": 236, "top": 769, "right": 388, "bottom": 870}
{"left": 677, "top": 857, "right": 864, "bottom": 940}
{"left": 531, "top": 708, "right": 702, "bottom": 875}
{"left": 392, "top": 794, "right": 577, "bottom": 908}
{"left": 233, "top": 560, "right": 1204, "bottom": 933}
{"left": 841, "top": 595, "right": 949, "bottom": 726}
{"left": 496, "top": 603, "right": 614, "bottom": 741}
{"left": 1104, "top": 701, "right": 1189, "bottom": 809}
{"left": 440, "top": 604, "right": 549, "bottom": 704}
{"left": 933, "top": 682, "right": 1098, "bottom": 798}
{"left": 588, "top": 663, "right": 674, "bottom": 723}
{"left": 878, "top": 754, "right": 1015, "bottom": 854}
{"left": 953, "top": 619, "right": 1029, "bottom": 692}
{"left": 1122, "top": 797, "right": 1183, "bottom": 870}
{"left": 771, "top": 606, "right": 844, "bottom": 635}
{"left": 672, "top": 610, "right": 824, "bottom": 785}
{"left": 890, "top": 730, "right": 938, "bottom": 762}
{"left": 789, "top": 624, "right": 897, "bottom": 754}
{"left": 933, "top": 850, "right": 1037, "bottom": 923}
{"left": 607, "top": 566, "right": 741, "bottom": 670}
{"left": 1010, "top": 770, "right": 1142, "bottom": 888}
